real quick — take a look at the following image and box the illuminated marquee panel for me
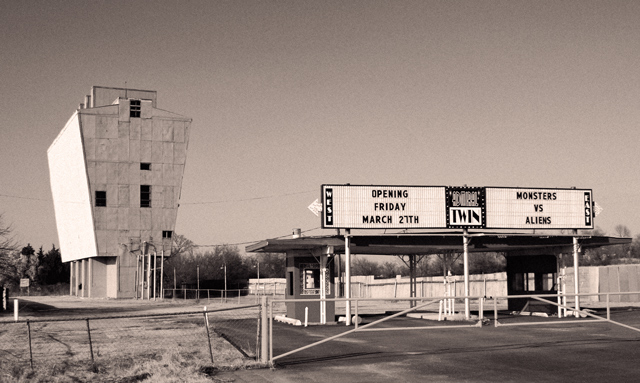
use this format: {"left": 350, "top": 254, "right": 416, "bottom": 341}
{"left": 322, "top": 185, "right": 447, "bottom": 229}
{"left": 485, "top": 187, "right": 593, "bottom": 229}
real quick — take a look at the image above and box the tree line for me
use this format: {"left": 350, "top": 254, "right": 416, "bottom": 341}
{"left": 3, "top": 211, "right": 640, "bottom": 291}
{"left": 164, "top": 234, "right": 285, "bottom": 289}
{"left": 1, "top": 216, "right": 68, "bottom": 290}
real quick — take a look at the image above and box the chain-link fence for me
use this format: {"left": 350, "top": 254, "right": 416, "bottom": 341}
{"left": 0, "top": 304, "right": 262, "bottom": 379}
{"left": 165, "top": 288, "right": 284, "bottom": 302}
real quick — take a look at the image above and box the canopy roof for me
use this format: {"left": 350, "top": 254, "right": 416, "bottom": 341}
{"left": 246, "top": 232, "right": 631, "bottom": 256}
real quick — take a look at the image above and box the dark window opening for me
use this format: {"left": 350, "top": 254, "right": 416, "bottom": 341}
{"left": 130, "top": 99, "right": 141, "bottom": 118}
{"left": 140, "top": 162, "right": 151, "bottom": 170}
{"left": 95, "top": 191, "right": 106, "bottom": 207}
{"left": 162, "top": 230, "right": 173, "bottom": 239}
{"left": 140, "top": 185, "right": 151, "bottom": 208}
{"left": 288, "top": 272, "right": 294, "bottom": 296}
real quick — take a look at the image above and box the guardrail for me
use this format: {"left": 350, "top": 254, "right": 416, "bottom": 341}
{"left": 491, "top": 292, "right": 640, "bottom": 333}
{"left": 267, "top": 295, "right": 487, "bottom": 364}
{"left": 266, "top": 291, "right": 640, "bottom": 365}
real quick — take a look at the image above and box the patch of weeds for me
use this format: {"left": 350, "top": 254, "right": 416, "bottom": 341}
{"left": 50, "top": 360, "right": 71, "bottom": 376}
{"left": 170, "top": 351, "right": 199, "bottom": 368}
{"left": 138, "top": 351, "right": 162, "bottom": 362}
{"left": 198, "top": 365, "right": 217, "bottom": 377}
{"left": 8, "top": 363, "right": 26, "bottom": 379}
{"left": 115, "top": 372, "right": 151, "bottom": 383}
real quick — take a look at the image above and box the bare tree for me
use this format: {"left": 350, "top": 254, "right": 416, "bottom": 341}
{"left": 434, "top": 252, "right": 462, "bottom": 276}
{"left": 351, "top": 255, "right": 382, "bottom": 276}
{"left": 170, "top": 233, "right": 196, "bottom": 258}
{"left": 0, "top": 214, "right": 18, "bottom": 284}
{"left": 614, "top": 225, "right": 631, "bottom": 238}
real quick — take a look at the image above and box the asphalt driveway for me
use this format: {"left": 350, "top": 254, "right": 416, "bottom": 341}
{"left": 218, "top": 309, "right": 640, "bottom": 383}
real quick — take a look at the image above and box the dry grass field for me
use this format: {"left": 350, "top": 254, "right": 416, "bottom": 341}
{"left": 0, "top": 296, "right": 268, "bottom": 383}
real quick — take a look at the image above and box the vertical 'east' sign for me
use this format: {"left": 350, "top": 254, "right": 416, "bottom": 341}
{"left": 485, "top": 187, "right": 594, "bottom": 229}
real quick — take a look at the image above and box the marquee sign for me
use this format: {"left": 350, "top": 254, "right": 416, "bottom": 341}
{"left": 322, "top": 185, "right": 446, "bottom": 229}
{"left": 321, "top": 184, "right": 594, "bottom": 230}
{"left": 485, "top": 187, "right": 593, "bottom": 229}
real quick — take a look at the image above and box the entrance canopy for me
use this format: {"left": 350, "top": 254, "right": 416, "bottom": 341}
{"left": 246, "top": 232, "right": 630, "bottom": 255}
{"left": 247, "top": 232, "right": 631, "bottom": 324}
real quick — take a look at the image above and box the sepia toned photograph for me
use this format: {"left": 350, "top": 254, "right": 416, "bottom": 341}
{"left": 1, "top": 1, "right": 640, "bottom": 382}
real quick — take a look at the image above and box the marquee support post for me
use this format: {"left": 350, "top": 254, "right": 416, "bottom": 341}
{"left": 345, "top": 229, "right": 351, "bottom": 326}
{"left": 573, "top": 230, "right": 580, "bottom": 316}
{"left": 463, "top": 228, "right": 470, "bottom": 320}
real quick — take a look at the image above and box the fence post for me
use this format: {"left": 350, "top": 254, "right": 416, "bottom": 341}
{"left": 255, "top": 300, "right": 261, "bottom": 360}
{"left": 86, "top": 319, "right": 94, "bottom": 364}
{"left": 260, "top": 296, "right": 268, "bottom": 364}
{"left": 493, "top": 296, "right": 498, "bottom": 327}
{"left": 203, "top": 307, "right": 214, "bottom": 364}
{"left": 26, "top": 320, "right": 33, "bottom": 370}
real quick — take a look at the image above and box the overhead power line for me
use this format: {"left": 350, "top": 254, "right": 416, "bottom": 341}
{"left": 193, "top": 227, "right": 322, "bottom": 248}
{"left": 0, "top": 189, "right": 318, "bottom": 205}
{"left": 0, "top": 193, "right": 51, "bottom": 202}
{"left": 181, "top": 189, "right": 317, "bottom": 205}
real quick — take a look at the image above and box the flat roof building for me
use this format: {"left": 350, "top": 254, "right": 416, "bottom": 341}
{"left": 48, "top": 86, "right": 191, "bottom": 298}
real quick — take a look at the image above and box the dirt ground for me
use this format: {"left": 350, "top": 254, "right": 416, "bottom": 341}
{"left": 5, "top": 295, "right": 640, "bottom": 382}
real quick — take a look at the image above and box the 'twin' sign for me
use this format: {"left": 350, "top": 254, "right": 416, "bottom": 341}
{"left": 449, "top": 208, "right": 482, "bottom": 226}
{"left": 446, "top": 187, "right": 485, "bottom": 229}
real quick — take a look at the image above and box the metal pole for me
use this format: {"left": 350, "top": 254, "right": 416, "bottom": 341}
{"left": 27, "top": 320, "right": 33, "bottom": 370}
{"left": 153, "top": 251, "right": 157, "bottom": 300}
{"left": 140, "top": 243, "right": 145, "bottom": 300}
{"left": 573, "top": 232, "right": 580, "bottom": 316}
{"left": 137, "top": 255, "right": 141, "bottom": 299}
{"left": 86, "top": 319, "right": 94, "bottom": 363}
{"left": 146, "top": 248, "right": 151, "bottom": 300}
{"left": 75, "top": 260, "right": 79, "bottom": 297}
{"left": 345, "top": 229, "right": 352, "bottom": 326}
{"left": 320, "top": 252, "right": 327, "bottom": 324}
{"left": 224, "top": 264, "right": 227, "bottom": 302}
{"left": 260, "top": 296, "right": 268, "bottom": 363}
{"left": 70, "top": 262, "right": 73, "bottom": 296}
{"left": 409, "top": 255, "right": 416, "bottom": 308}
{"left": 203, "top": 307, "right": 214, "bottom": 363}
{"left": 81, "top": 259, "right": 85, "bottom": 298}
{"left": 463, "top": 228, "right": 470, "bottom": 320}
{"left": 160, "top": 249, "right": 164, "bottom": 299}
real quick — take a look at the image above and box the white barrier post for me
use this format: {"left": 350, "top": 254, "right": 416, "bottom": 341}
{"left": 572, "top": 231, "right": 580, "bottom": 317}
{"left": 345, "top": 229, "right": 352, "bottom": 326}
{"left": 14, "top": 299, "right": 18, "bottom": 322}
{"left": 463, "top": 228, "right": 470, "bottom": 320}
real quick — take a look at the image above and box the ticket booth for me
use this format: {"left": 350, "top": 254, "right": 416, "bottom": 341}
{"left": 285, "top": 247, "right": 336, "bottom": 324}
{"left": 506, "top": 253, "right": 558, "bottom": 312}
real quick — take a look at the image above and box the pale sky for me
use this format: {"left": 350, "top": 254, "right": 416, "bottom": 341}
{"left": 1, "top": 0, "right": 639, "bottom": 252}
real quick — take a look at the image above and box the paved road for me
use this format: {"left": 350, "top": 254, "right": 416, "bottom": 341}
{"left": 218, "top": 309, "right": 640, "bottom": 382}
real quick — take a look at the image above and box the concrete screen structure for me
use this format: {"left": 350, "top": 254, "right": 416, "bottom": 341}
{"left": 48, "top": 86, "right": 190, "bottom": 298}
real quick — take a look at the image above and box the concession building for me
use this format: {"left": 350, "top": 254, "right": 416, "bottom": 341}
{"left": 48, "top": 86, "right": 190, "bottom": 298}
